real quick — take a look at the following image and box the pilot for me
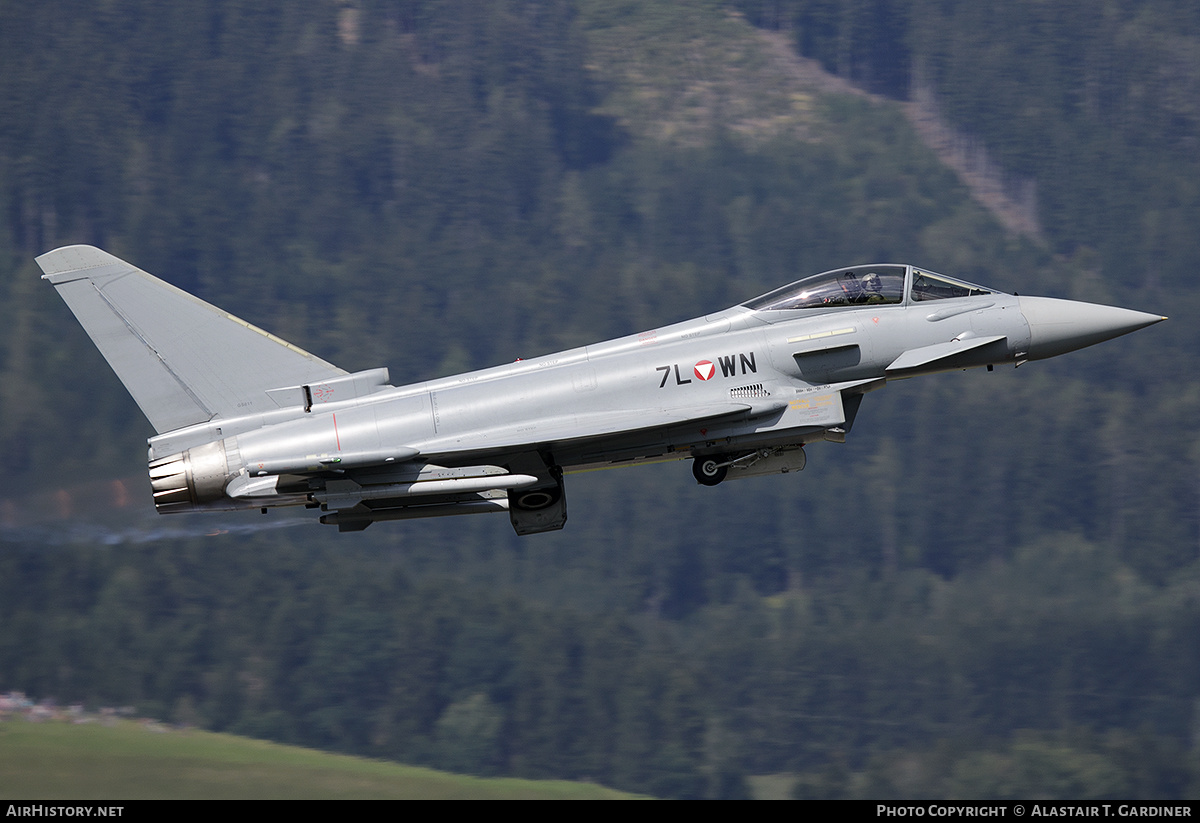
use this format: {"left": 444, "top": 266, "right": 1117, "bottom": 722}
{"left": 861, "top": 271, "right": 887, "bottom": 303}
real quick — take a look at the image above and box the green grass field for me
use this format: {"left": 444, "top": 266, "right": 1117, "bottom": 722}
{"left": 0, "top": 721, "right": 638, "bottom": 799}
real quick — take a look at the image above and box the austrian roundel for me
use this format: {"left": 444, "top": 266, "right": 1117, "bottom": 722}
{"left": 694, "top": 360, "right": 715, "bottom": 381}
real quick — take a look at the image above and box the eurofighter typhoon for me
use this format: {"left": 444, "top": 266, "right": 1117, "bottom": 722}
{"left": 38, "top": 246, "right": 1164, "bottom": 534}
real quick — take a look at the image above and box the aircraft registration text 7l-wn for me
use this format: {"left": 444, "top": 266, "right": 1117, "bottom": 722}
{"left": 38, "top": 246, "right": 1165, "bottom": 534}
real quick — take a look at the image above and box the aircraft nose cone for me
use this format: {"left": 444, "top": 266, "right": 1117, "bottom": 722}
{"left": 1018, "top": 296, "right": 1166, "bottom": 360}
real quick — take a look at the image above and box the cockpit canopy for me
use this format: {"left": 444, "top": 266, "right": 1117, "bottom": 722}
{"left": 742, "top": 265, "right": 996, "bottom": 311}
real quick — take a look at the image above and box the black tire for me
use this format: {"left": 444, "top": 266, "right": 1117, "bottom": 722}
{"left": 693, "top": 456, "right": 727, "bottom": 486}
{"left": 513, "top": 486, "right": 561, "bottom": 510}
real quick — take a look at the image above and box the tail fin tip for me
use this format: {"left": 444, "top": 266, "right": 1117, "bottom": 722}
{"left": 36, "top": 245, "right": 126, "bottom": 281}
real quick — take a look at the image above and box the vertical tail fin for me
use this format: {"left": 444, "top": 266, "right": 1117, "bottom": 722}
{"left": 37, "top": 245, "right": 347, "bottom": 434}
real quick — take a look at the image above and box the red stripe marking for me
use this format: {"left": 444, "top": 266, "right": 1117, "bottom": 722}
{"left": 333, "top": 413, "right": 342, "bottom": 451}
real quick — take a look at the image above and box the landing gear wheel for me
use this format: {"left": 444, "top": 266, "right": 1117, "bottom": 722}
{"left": 693, "top": 456, "right": 727, "bottom": 486}
{"left": 513, "top": 485, "right": 561, "bottom": 511}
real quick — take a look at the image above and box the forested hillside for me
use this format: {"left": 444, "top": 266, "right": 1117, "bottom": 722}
{"left": 0, "top": 0, "right": 1196, "bottom": 798}
{"left": 735, "top": 0, "right": 1200, "bottom": 300}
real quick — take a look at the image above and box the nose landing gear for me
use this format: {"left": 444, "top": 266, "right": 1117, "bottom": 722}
{"left": 692, "top": 456, "right": 728, "bottom": 486}
{"left": 692, "top": 447, "right": 808, "bottom": 485}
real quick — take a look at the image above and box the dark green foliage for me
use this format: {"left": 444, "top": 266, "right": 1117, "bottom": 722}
{"left": 0, "top": 538, "right": 709, "bottom": 795}
{"left": 857, "top": 730, "right": 1199, "bottom": 799}
{"left": 733, "top": 0, "right": 913, "bottom": 97}
{"left": 0, "top": 0, "right": 1197, "bottom": 798}
{"left": 733, "top": 0, "right": 1200, "bottom": 308}
{"left": 3, "top": 534, "right": 1199, "bottom": 796}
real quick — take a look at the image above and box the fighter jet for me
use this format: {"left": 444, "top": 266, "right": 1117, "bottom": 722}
{"left": 37, "top": 246, "right": 1165, "bottom": 534}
